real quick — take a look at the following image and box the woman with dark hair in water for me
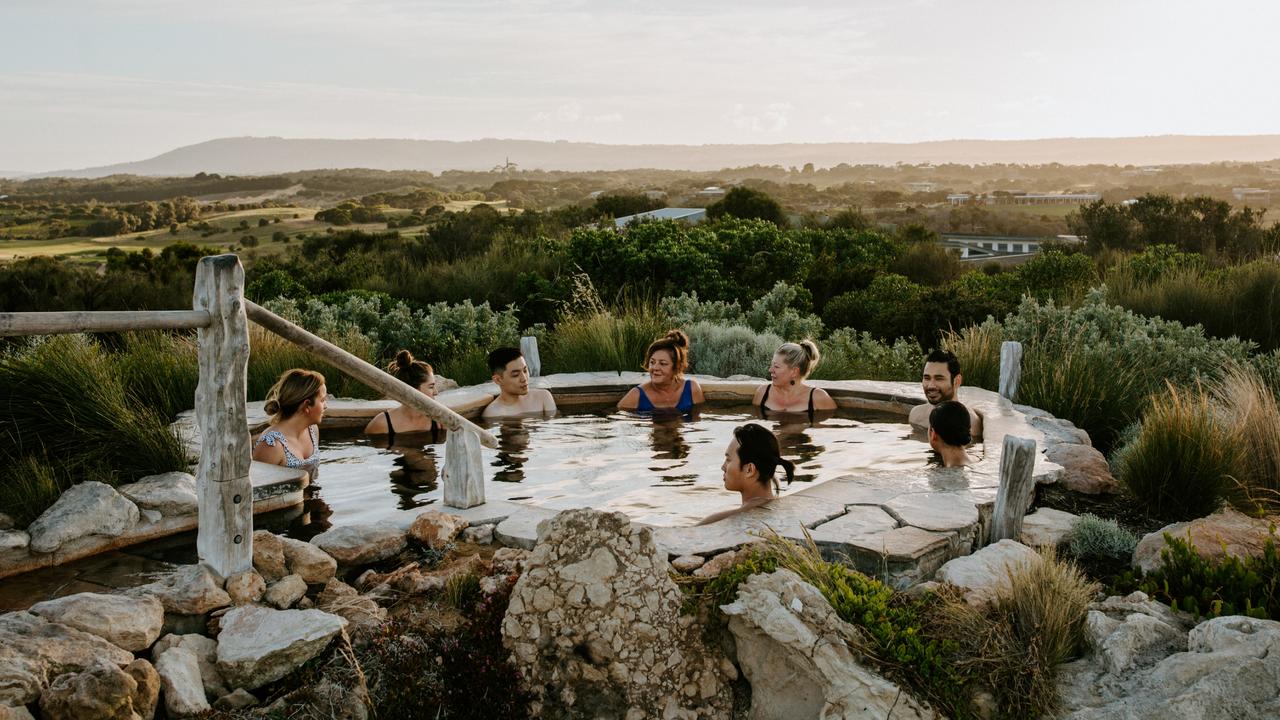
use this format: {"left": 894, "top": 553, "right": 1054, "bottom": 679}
{"left": 618, "top": 329, "right": 705, "bottom": 412}
{"left": 364, "top": 350, "right": 441, "bottom": 443}
{"left": 696, "top": 423, "right": 796, "bottom": 525}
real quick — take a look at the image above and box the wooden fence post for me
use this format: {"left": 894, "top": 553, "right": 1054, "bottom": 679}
{"left": 194, "top": 255, "right": 253, "bottom": 578}
{"left": 998, "top": 340, "right": 1023, "bottom": 402}
{"left": 989, "top": 435, "right": 1037, "bottom": 544}
{"left": 442, "top": 429, "right": 485, "bottom": 508}
{"left": 521, "top": 336, "right": 541, "bottom": 378}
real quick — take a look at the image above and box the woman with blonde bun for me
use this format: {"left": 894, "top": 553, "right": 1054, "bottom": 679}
{"left": 753, "top": 340, "right": 837, "bottom": 416}
{"left": 364, "top": 349, "right": 442, "bottom": 443}
{"left": 252, "top": 368, "right": 328, "bottom": 478}
{"left": 618, "top": 329, "right": 705, "bottom": 412}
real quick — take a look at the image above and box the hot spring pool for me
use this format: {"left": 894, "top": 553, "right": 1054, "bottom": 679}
{"left": 289, "top": 406, "right": 936, "bottom": 530}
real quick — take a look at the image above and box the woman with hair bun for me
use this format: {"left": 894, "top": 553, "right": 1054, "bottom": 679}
{"left": 697, "top": 423, "right": 795, "bottom": 525}
{"left": 753, "top": 340, "right": 837, "bottom": 416}
{"left": 617, "top": 329, "right": 705, "bottom": 412}
{"left": 364, "top": 349, "right": 442, "bottom": 443}
{"left": 252, "top": 368, "right": 328, "bottom": 479}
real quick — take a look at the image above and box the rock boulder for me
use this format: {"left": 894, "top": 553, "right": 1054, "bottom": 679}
{"left": 215, "top": 605, "right": 347, "bottom": 690}
{"left": 722, "top": 569, "right": 936, "bottom": 719}
{"left": 117, "top": 472, "right": 198, "bottom": 517}
{"left": 408, "top": 510, "right": 468, "bottom": 548}
{"left": 0, "top": 612, "right": 134, "bottom": 706}
{"left": 132, "top": 564, "right": 231, "bottom": 616}
{"left": 29, "top": 592, "right": 164, "bottom": 652}
{"left": 502, "top": 509, "right": 733, "bottom": 719}
{"left": 1044, "top": 443, "right": 1119, "bottom": 495}
{"left": 27, "top": 482, "right": 139, "bottom": 554}
{"left": 37, "top": 660, "right": 139, "bottom": 720}
{"left": 934, "top": 539, "right": 1041, "bottom": 608}
{"left": 155, "top": 647, "right": 211, "bottom": 717}
{"left": 1133, "top": 507, "right": 1277, "bottom": 574}
{"left": 309, "top": 523, "right": 406, "bottom": 566}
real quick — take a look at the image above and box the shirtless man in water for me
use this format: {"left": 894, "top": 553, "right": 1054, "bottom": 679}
{"left": 908, "top": 349, "right": 982, "bottom": 440}
{"left": 481, "top": 347, "right": 557, "bottom": 419}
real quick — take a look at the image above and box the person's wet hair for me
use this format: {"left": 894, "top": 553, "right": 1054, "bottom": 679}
{"left": 925, "top": 348, "right": 961, "bottom": 380}
{"left": 264, "top": 368, "right": 326, "bottom": 423}
{"left": 644, "top": 329, "right": 690, "bottom": 375}
{"left": 487, "top": 347, "right": 523, "bottom": 374}
{"left": 388, "top": 349, "right": 432, "bottom": 388}
{"left": 733, "top": 423, "right": 795, "bottom": 493}
{"left": 775, "top": 340, "right": 821, "bottom": 379}
{"left": 929, "top": 400, "right": 972, "bottom": 447}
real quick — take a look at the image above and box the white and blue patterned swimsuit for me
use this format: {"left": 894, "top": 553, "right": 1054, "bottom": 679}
{"left": 253, "top": 425, "right": 320, "bottom": 479}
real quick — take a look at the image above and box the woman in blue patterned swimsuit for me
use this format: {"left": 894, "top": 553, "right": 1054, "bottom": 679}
{"left": 617, "top": 329, "right": 705, "bottom": 413}
{"left": 252, "top": 368, "right": 328, "bottom": 480}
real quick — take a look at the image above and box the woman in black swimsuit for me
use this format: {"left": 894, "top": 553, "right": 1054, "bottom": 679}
{"left": 364, "top": 349, "right": 442, "bottom": 443}
{"left": 752, "top": 340, "right": 838, "bottom": 416}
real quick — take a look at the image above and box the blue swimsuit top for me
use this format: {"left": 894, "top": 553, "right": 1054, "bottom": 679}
{"left": 635, "top": 378, "right": 695, "bottom": 413}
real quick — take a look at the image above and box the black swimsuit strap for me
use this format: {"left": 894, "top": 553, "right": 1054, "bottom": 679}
{"left": 808, "top": 387, "right": 815, "bottom": 414}
{"left": 760, "top": 384, "right": 771, "bottom": 412}
{"left": 383, "top": 410, "right": 396, "bottom": 445}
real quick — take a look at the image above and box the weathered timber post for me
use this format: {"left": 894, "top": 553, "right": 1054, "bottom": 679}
{"left": 989, "top": 435, "right": 1037, "bottom": 544}
{"left": 998, "top": 340, "right": 1023, "bottom": 402}
{"left": 520, "top": 335, "right": 541, "bottom": 378}
{"left": 442, "top": 429, "right": 485, "bottom": 508}
{"left": 194, "top": 255, "right": 253, "bottom": 577}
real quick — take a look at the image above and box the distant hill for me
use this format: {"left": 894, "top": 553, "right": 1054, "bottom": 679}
{"left": 30, "top": 135, "right": 1280, "bottom": 178}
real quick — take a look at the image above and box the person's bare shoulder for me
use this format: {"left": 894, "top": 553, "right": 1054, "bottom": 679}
{"left": 908, "top": 402, "right": 930, "bottom": 429}
{"left": 812, "top": 387, "right": 838, "bottom": 411}
{"left": 970, "top": 408, "right": 984, "bottom": 440}
{"left": 481, "top": 396, "right": 504, "bottom": 418}
{"left": 537, "top": 388, "right": 557, "bottom": 413}
{"left": 618, "top": 387, "right": 640, "bottom": 410}
{"left": 689, "top": 378, "right": 705, "bottom": 404}
{"left": 252, "top": 435, "right": 285, "bottom": 465}
{"left": 363, "top": 413, "right": 388, "bottom": 435}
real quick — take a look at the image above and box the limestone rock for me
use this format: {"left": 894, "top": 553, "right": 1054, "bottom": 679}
{"left": 280, "top": 535, "right": 337, "bottom": 584}
{"left": 1133, "top": 507, "right": 1277, "bottom": 574}
{"left": 693, "top": 546, "right": 754, "bottom": 580}
{"left": 1044, "top": 443, "right": 1118, "bottom": 495}
{"left": 722, "top": 569, "right": 936, "bottom": 719}
{"left": 1019, "top": 507, "right": 1079, "bottom": 548}
{"left": 671, "top": 555, "right": 706, "bottom": 573}
{"left": 315, "top": 579, "right": 387, "bottom": 634}
{"left": 310, "top": 522, "right": 406, "bottom": 566}
{"left": 0, "top": 611, "right": 134, "bottom": 705}
{"left": 213, "top": 688, "right": 258, "bottom": 710}
{"left": 490, "top": 547, "right": 529, "bottom": 576}
{"left": 252, "top": 530, "right": 288, "bottom": 582}
{"left": 0, "top": 705, "right": 34, "bottom": 720}
{"left": 27, "top": 481, "right": 140, "bottom": 554}
{"left": 132, "top": 564, "right": 231, "bottom": 615}
{"left": 124, "top": 659, "right": 159, "bottom": 720}
{"left": 155, "top": 647, "right": 211, "bottom": 717}
{"left": 461, "top": 524, "right": 495, "bottom": 544}
{"left": 1058, "top": 606, "right": 1280, "bottom": 719}
{"left": 408, "top": 510, "right": 468, "bottom": 548}
{"left": 215, "top": 605, "right": 347, "bottom": 690}
{"left": 226, "top": 570, "right": 266, "bottom": 605}
{"left": 934, "top": 539, "right": 1041, "bottom": 608}
{"left": 117, "top": 472, "right": 198, "bottom": 516}
{"left": 0, "top": 530, "right": 29, "bottom": 563}
{"left": 1027, "top": 413, "right": 1092, "bottom": 447}
{"left": 153, "top": 633, "right": 227, "bottom": 701}
{"left": 28, "top": 592, "right": 164, "bottom": 652}
{"left": 502, "top": 509, "right": 733, "bottom": 719}
{"left": 264, "top": 574, "right": 308, "bottom": 609}
{"left": 38, "top": 660, "right": 139, "bottom": 720}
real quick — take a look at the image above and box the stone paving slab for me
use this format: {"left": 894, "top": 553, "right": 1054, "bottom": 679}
{"left": 651, "top": 495, "right": 845, "bottom": 558}
{"left": 494, "top": 506, "right": 561, "bottom": 550}
{"left": 803, "top": 506, "right": 900, "bottom": 546}
{"left": 883, "top": 492, "right": 981, "bottom": 534}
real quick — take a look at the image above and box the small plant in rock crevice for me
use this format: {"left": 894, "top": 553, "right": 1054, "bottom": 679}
{"left": 1133, "top": 529, "right": 1279, "bottom": 620}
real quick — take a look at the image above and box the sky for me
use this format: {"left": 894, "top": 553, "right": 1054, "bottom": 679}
{"left": 2, "top": 0, "right": 1279, "bottom": 171}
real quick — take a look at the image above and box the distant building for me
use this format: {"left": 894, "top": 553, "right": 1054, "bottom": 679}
{"left": 697, "top": 186, "right": 727, "bottom": 198}
{"left": 1232, "top": 187, "right": 1272, "bottom": 203}
{"left": 588, "top": 190, "right": 606, "bottom": 199}
{"left": 615, "top": 207, "right": 708, "bottom": 229}
{"left": 941, "top": 234, "right": 1047, "bottom": 259}
{"left": 904, "top": 182, "right": 938, "bottom": 193}
{"left": 947, "top": 193, "right": 973, "bottom": 205}
{"left": 995, "top": 192, "right": 1100, "bottom": 205}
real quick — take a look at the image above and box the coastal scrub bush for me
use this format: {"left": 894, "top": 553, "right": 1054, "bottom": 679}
{"left": 1211, "top": 364, "right": 1280, "bottom": 513}
{"left": 1137, "top": 530, "right": 1278, "bottom": 620}
{"left": 661, "top": 282, "right": 824, "bottom": 341}
{"left": 1112, "top": 382, "right": 1237, "bottom": 520}
{"left": 813, "top": 329, "right": 922, "bottom": 381}
{"left": 542, "top": 305, "right": 667, "bottom": 374}
{"left": 942, "top": 322, "right": 1002, "bottom": 391}
{"left": 684, "top": 322, "right": 783, "bottom": 378}
{"left": 1069, "top": 513, "right": 1139, "bottom": 562}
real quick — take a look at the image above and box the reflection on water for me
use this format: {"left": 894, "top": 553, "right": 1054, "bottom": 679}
{"left": 306, "top": 405, "right": 936, "bottom": 529}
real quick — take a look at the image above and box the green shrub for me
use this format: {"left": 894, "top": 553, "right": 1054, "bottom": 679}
{"left": 1069, "top": 513, "right": 1139, "bottom": 561}
{"left": 684, "top": 322, "right": 783, "bottom": 378}
{"left": 1137, "top": 530, "right": 1278, "bottom": 620}
{"left": 662, "top": 282, "right": 823, "bottom": 341}
{"left": 1113, "top": 383, "right": 1237, "bottom": 520}
{"left": 543, "top": 306, "right": 667, "bottom": 374}
{"left": 813, "top": 329, "right": 922, "bottom": 381}
{"left": 942, "top": 322, "right": 1002, "bottom": 391}
{"left": 247, "top": 325, "right": 381, "bottom": 401}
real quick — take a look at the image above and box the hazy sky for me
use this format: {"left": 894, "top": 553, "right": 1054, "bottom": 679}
{"left": 2, "top": 0, "right": 1278, "bottom": 171}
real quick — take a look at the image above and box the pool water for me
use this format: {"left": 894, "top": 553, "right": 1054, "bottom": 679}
{"left": 298, "top": 405, "right": 933, "bottom": 529}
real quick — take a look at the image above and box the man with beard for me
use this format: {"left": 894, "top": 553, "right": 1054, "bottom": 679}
{"left": 908, "top": 349, "right": 982, "bottom": 440}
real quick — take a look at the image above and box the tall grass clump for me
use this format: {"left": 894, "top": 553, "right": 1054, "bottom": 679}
{"left": 1112, "top": 382, "right": 1237, "bottom": 520}
{"left": 1212, "top": 364, "right": 1280, "bottom": 513}
{"left": 247, "top": 325, "right": 381, "bottom": 401}
{"left": 930, "top": 547, "right": 1097, "bottom": 719}
{"left": 543, "top": 305, "right": 667, "bottom": 374}
{"left": 942, "top": 322, "right": 1002, "bottom": 390}
{"left": 0, "top": 335, "right": 189, "bottom": 524}
{"left": 813, "top": 329, "right": 922, "bottom": 381}
{"left": 114, "top": 331, "right": 199, "bottom": 419}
